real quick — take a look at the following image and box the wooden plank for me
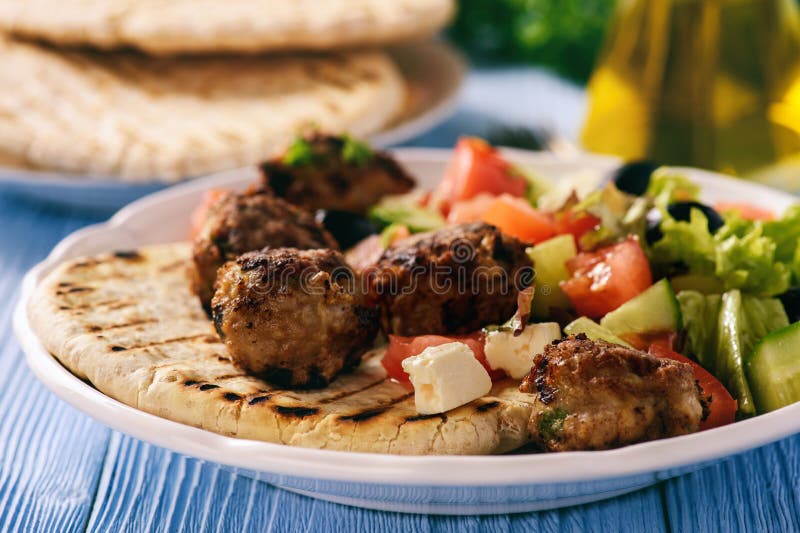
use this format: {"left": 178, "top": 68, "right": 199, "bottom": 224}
{"left": 0, "top": 198, "right": 111, "bottom": 533}
{"left": 663, "top": 436, "right": 800, "bottom": 533}
{"left": 87, "top": 432, "right": 669, "bottom": 532}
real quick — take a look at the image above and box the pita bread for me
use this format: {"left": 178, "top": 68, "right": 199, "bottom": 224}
{"left": 0, "top": 0, "right": 455, "bottom": 55}
{"left": 0, "top": 38, "right": 405, "bottom": 181}
{"left": 29, "top": 243, "right": 536, "bottom": 455}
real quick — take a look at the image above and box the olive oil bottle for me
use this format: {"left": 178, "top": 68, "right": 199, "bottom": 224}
{"left": 582, "top": 0, "right": 800, "bottom": 190}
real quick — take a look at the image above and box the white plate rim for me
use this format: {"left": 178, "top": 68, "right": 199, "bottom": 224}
{"left": 14, "top": 147, "right": 800, "bottom": 488}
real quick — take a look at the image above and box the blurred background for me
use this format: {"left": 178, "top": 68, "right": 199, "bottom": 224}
{"left": 448, "top": 0, "right": 800, "bottom": 192}
{"left": 449, "top": 0, "right": 613, "bottom": 83}
{"left": 1, "top": 0, "right": 800, "bottom": 207}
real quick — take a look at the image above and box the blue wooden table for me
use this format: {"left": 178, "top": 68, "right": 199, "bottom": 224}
{"left": 1, "top": 68, "right": 799, "bottom": 532}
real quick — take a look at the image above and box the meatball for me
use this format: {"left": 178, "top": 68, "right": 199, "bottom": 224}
{"left": 260, "top": 133, "right": 415, "bottom": 214}
{"left": 211, "top": 248, "right": 379, "bottom": 388}
{"left": 370, "top": 222, "right": 533, "bottom": 336}
{"left": 519, "top": 334, "right": 703, "bottom": 452}
{"left": 190, "top": 189, "right": 337, "bottom": 309}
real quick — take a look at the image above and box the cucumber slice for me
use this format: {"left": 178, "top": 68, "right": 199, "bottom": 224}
{"left": 600, "top": 279, "right": 682, "bottom": 336}
{"left": 526, "top": 234, "right": 577, "bottom": 319}
{"left": 564, "top": 317, "right": 633, "bottom": 348}
{"left": 368, "top": 198, "right": 444, "bottom": 233}
{"left": 746, "top": 322, "right": 800, "bottom": 412}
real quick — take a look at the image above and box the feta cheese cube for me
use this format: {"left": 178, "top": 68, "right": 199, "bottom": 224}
{"left": 401, "top": 342, "right": 492, "bottom": 415}
{"left": 484, "top": 322, "right": 561, "bottom": 379}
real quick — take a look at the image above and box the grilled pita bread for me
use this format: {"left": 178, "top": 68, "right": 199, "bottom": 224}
{"left": 29, "top": 243, "right": 536, "bottom": 455}
{"left": 0, "top": 38, "right": 404, "bottom": 181}
{"left": 0, "top": 0, "right": 454, "bottom": 55}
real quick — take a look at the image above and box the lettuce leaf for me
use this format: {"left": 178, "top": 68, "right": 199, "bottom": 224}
{"left": 763, "top": 204, "right": 800, "bottom": 283}
{"left": 677, "top": 290, "right": 721, "bottom": 369}
{"left": 573, "top": 183, "right": 650, "bottom": 250}
{"left": 678, "top": 289, "right": 789, "bottom": 417}
{"left": 647, "top": 169, "right": 701, "bottom": 209}
{"left": 652, "top": 208, "right": 793, "bottom": 296}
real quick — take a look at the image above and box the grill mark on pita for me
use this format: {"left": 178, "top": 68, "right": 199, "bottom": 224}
{"left": 335, "top": 392, "right": 414, "bottom": 423}
{"left": 208, "top": 373, "right": 247, "bottom": 382}
{"left": 113, "top": 250, "right": 142, "bottom": 260}
{"left": 273, "top": 405, "right": 319, "bottom": 418}
{"left": 316, "top": 377, "right": 387, "bottom": 404}
{"left": 69, "top": 259, "right": 98, "bottom": 269}
{"left": 338, "top": 407, "right": 387, "bottom": 422}
{"left": 223, "top": 392, "right": 242, "bottom": 402}
{"left": 115, "top": 333, "right": 217, "bottom": 351}
{"left": 405, "top": 413, "right": 447, "bottom": 423}
{"left": 247, "top": 395, "right": 271, "bottom": 405}
{"left": 105, "top": 301, "right": 137, "bottom": 311}
{"left": 63, "top": 299, "right": 136, "bottom": 311}
{"left": 86, "top": 318, "right": 158, "bottom": 333}
{"left": 356, "top": 68, "right": 380, "bottom": 82}
{"left": 367, "top": 391, "right": 414, "bottom": 409}
{"left": 56, "top": 286, "right": 94, "bottom": 295}
{"left": 476, "top": 400, "right": 501, "bottom": 413}
{"left": 199, "top": 384, "right": 220, "bottom": 391}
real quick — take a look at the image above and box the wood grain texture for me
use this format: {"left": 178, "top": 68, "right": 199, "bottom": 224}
{"left": 84, "top": 434, "right": 669, "bottom": 532}
{"left": 663, "top": 436, "right": 800, "bottom": 533}
{"left": 0, "top": 198, "right": 108, "bottom": 533}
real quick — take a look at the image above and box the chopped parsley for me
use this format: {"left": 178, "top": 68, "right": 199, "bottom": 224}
{"left": 539, "top": 408, "right": 569, "bottom": 440}
{"left": 341, "top": 134, "right": 373, "bottom": 166}
{"left": 282, "top": 137, "right": 316, "bottom": 166}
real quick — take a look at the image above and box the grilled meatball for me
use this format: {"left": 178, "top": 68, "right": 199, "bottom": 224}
{"left": 370, "top": 222, "right": 533, "bottom": 336}
{"left": 260, "top": 133, "right": 415, "bottom": 214}
{"left": 519, "top": 334, "right": 703, "bottom": 452}
{"left": 211, "top": 248, "right": 378, "bottom": 388}
{"left": 190, "top": 189, "right": 337, "bottom": 309}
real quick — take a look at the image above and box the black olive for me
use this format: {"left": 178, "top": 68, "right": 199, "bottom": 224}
{"left": 667, "top": 201, "right": 725, "bottom": 232}
{"left": 645, "top": 216, "right": 665, "bottom": 245}
{"left": 779, "top": 288, "right": 800, "bottom": 323}
{"left": 646, "top": 201, "right": 724, "bottom": 244}
{"left": 612, "top": 161, "right": 659, "bottom": 196}
{"left": 315, "top": 209, "right": 378, "bottom": 249}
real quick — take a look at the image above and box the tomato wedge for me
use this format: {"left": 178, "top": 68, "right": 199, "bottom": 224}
{"left": 648, "top": 344, "right": 737, "bottom": 431}
{"left": 553, "top": 210, "right": 600, "bottom": 246}
{"left": 620, "top": 331, "right": 678, "bottom": 352}
{"left": 481, "top": 195, "right": 556, "bottom": 244}
{"left": 382, "top": 332, "right": 505, "bottom": 384}
{"left": 560, "top": 237, "right": 653, "bottom": 318}
{"left": 447, "top": 193, "right": 497, "bottom": 224}
{"left": 189, "top": 189, "right": 226, "bottom": 239}
{"left": 714, "top": 202, "right": 775, "bottom": 221}
{"left": 435, "top": 137, "right": 527, "bottom": 213}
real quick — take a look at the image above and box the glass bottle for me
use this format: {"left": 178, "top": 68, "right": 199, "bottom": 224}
{"left": 581, "top": 0, "right": 800, "bottom": 190}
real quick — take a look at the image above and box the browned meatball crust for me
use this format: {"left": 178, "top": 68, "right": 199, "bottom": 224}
{"left": 519, "top": 334, "right": 703, "bottom": 452}
{"left": 190, "top": 189, "right": 337, "bottom": 309}
{"left": 211, "top": 248, "right": 379, "bottom": 388}
{"left": 260, "top": 133, "right": 415, "bottom": 214}
{"left": 370, "top": 222, "right": 533, "bottom": 336}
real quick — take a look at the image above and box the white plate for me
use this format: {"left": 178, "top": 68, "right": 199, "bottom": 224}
{"left": 0, "top": 41, "right": 465, "bottom": 212}
{"left": 14, "top": 148, "right": 800, "bottom": 515}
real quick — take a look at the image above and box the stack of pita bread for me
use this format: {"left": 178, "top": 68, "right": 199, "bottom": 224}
{"left": 0, "top": 0, "right": 455, "bottom": 181}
